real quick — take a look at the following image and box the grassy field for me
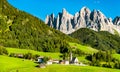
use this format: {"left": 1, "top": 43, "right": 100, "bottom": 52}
{"left": 0, "top": 55, "right": 120, "bottom": 72}
{"left": 11, "top": 66, "right": 120, "bottom": 72}
{"left": 3, "top": 46, "right": 120, "bottom": 72}
{"left": 6, "top": 43, "right": 96, "bottom": 62}
{"left": 112, "top": 54, "right": 120, "bottom": 60}
{"left": 6, "top": 47, "right": 88, "bottom": 62}
{"left": 77, "top": 56, "right": 90, "bottom": 63}
{"left": 0, "top": 55, "right": 36, "bottom": 72}
{"left": 36, "top": 65, "right": 120, "bottom": 72}
{"left": 6, "top": 48, "right": 61, "bottom": 59}
{"left": 69, "top": 43, "right": 98, "bottom": 54}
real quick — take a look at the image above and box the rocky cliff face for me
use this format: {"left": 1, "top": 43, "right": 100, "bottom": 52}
{"left": 45, "top": 7, "right": 120, "bottom": 34}
{"left": 113, "top": 16, "right": 120, "bottom": 25}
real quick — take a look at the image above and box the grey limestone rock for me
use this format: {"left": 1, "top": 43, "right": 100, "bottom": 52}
{"left": 45, "top": 7, "right": 120, "bottom": 35}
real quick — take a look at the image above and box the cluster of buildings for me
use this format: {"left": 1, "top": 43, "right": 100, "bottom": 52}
{"left": 37, "top": 52, "right": 86, "bottom": 66}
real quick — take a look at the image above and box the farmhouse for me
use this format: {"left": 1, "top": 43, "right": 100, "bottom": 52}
{"left": 37, "top": 57, "right": 44, "bottom": 63}
{"left": 47, "top": 60, "right": 52, "bottom": 65}
{"left": 59, "top": 60, "right": 69, "bottom": 65}
{"left": 52, "top": 60, "right": 59, "bottom": 64}
{"left": 64, "top": 60, "right": 69, "bottom": 65}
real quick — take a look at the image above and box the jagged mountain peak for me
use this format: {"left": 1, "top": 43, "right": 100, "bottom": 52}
{"left": 62, "top": 8, "right": 67, "bottom": 13}
{"left": 79, "top": 7, "right": 91, "bottom": 18}
{"left": 61, "top": 8, "right": 73, "bottom": 18}
{"left": 92, "top": 9, "right": 106, "bottom": 18}
{"left": 80, "top": 6, "right": 91, "bottom": 12}
{"left": 113, "top": 16, "right": 120, "bottom": 25}
{"left": 45, "top": 7, "right": 120, "bottom": 35}
{"left": 108, "top": 18, "right": 112, "bottom": 22}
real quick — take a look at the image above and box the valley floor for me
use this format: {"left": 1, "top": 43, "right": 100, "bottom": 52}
{"left": 0, "top": 55, "right": 120, "bottom": 72}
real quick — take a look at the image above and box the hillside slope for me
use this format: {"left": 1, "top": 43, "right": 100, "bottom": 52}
{"left": 0, "top": 0, "right": 78, "bottom": 52}
{"left": 70, "top": 28, "right": 120, "bottom": 52}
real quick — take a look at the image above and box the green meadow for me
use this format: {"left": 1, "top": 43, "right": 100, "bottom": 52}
{"left": 36, "top": 65, "right": 120, "bottom": 72}
{"left": 0, "top": 55, "right": 120, "bottom": 72}
{"left": 1, "top": 47, "right": 120, "bottom": 72}
{"left": 69, "top": 43, "right": 98, "bottom": 54}
{"left": 6, "top": 43, "right": 98, "bottom": 63}
{"left": 6, "top": 47, "right": 88, "bottom": 61}
{"left": 6, "top": 48, "right": 61, "bottom": 59}
{"left": 0, "top": 55, "right": 36, "bottom": 72}
{"left": 112, "top": 54, "right": 120, "bottom": 60}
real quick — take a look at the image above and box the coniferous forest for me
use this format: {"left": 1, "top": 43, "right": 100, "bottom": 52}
{"left": 70, "top": 28, "right": 120, "bottom": 53}
{"left": 0, "top": 0, "right": 78, "bottom": 53}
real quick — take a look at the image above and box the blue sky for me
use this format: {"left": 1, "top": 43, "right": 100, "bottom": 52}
{"left": 8, "top": 0, "right": 120, "bottom": 21}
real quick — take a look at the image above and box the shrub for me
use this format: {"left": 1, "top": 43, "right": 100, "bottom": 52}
{"left": 23, "top": 52, "right": 33, "bottom": 59}
{"left": 9, "top": 53, "right": 15, "bottom": 57}
{"left": 43, "top": 56, "right": 49, "bottom": 63}
{"left": 33, "top": 54, "right": 40, "bottom": 61}
{"left": 0, "top": 46, "right": 8, "bottom": 55}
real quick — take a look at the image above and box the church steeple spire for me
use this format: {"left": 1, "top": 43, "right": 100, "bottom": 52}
{"left": 70, "top": 52, "right": 73, "bottom": 63}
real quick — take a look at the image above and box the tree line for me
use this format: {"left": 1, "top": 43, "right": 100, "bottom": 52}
{"left": 86, "top": 50, "right": 120, "bottom": 69}
{"left": 70, "top": 28, "right": 120, "bottom": 53}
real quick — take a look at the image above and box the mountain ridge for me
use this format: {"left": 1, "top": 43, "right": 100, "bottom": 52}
{"left": 45, "top": 7, "right": 120, "bottom": 34}
{"left": 70, "top": 28, "right": 120, "bottom": 52}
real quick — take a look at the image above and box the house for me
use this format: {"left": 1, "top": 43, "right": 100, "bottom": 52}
{"left": 52, "top": 60, "right": 59, "bottom": 64}
{"left": 59, "top": 60, "right": 69, "bottom": 65}
{"left": 37, "top": 57, "right": 44, "bottom": 63}
{"left": 64, "top": 60, "right": 69, "bottom": 65}
{"left": 47, "top": 60, "right": 52, "bottom": 65}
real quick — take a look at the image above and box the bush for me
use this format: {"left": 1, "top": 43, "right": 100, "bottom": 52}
{"left": 0, "top": 46, "right": 8, "bottom": 55}
{"left": 43, "top": 56, "right": 49, "bottom": 63}
{"left": 33, "top": 54, "right": 40, "bottom": 61}
{"left": 23, "top": 52, "right": 33, "bottom": 59}
{"left": 9, "top": 53, "right": 15, "bottom": 57}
